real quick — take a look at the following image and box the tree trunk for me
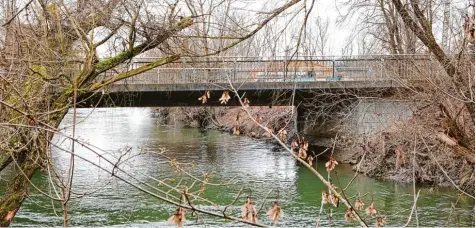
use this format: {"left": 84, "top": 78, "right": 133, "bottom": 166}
{"left": 391, "top": 0, "right": 475, "bottom": 123}
{"left": 0, "top": 102, "right": 68, "bottom": 226}
{"left": 0, "top": 152, "right": 41, "bottom": 226}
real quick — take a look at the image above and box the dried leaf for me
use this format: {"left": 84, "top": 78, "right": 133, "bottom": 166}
{"left": 306, "top": 154, "right": 314, "bottom": 166}
{"left": 355, "top": 199, "right": 365, "bottom": 210}
{"left": 464, "top": 16, "right": 475, "bottom": 43}
{"left": 302, "top": 141, "right": 309, "bottom": 151}
{"left": 376, "top": 216, "right": 386, "bottom": 227}
{"left": 297, "top": 140, "right": 308, "bottom": 159}
{"left": 266, "top": 201, "right": 284, "bottom": 225}
{"left": 233, "top": 126, "right": 240, "bottom": 135}
{"left": 321, "top": 191, "right": 329, "bottom": 204}
{"left": 344, "top": 207, "right": 354, "bottom": 222}
{"left": 219, "top": 91, "right": 231, "bottom": 104}
{"left": 198, "top": 91, "right": 210, "bottom": 104}
{"left": 298, "top": 147, "right": 307, "bottom": 159}
{"left": 366, "top": 201, "right": 377, "bottom": 216}
{"left": 291, "top": 140, "right": 298, "bottom": 151}
{"left": 243, "top": 98, "right": 250, "bottom": 107}
{"left": 325, "top": 155, "right": 338, "bottom": 172}
{"left": 241, "top": 196, "right": 258, "bottom": 223}
{"left": 395, "top": 146, "right": 405, "bottom": 170}
{"left": 168, "top": 208, "right": 186, "bottom": 227}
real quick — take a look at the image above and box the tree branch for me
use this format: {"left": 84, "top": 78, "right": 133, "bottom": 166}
{"left": 87, "top": 55, "right": 180, "bottom": 92}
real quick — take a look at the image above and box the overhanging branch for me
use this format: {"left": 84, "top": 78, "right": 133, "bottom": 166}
{"left": 87, "top": 55, "right": 180, "bottom": 92}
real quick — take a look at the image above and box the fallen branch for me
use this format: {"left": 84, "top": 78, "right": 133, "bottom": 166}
{"left": 436, "top": 132, "right": 457, "bottom": 146}
{"left": 421, "top": 135, "right": 475, "bottom": 199}
{"left": 436, "top": 132, "right": 475, "bottom": 163}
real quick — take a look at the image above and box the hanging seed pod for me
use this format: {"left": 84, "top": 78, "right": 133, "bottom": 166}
{"left": 355, "top": 199, "right": 365, "bottom": 210}
{"left": 168, "top": 207, "right": 186, "bottom": 227}
{"left": 241, "top": 196, "right": 258, "bottom": 223}
{"left": 344, "top": 207, "right": 354, "bottom": 222}
{"left": 219, "top": 91, "right": 231, "bottom": 104}
{"left": 325, "top": 155, "right": 338, "bottom": 172}
{"left": 366, "top": 201, "right": 377, "bottom": 216}
{"left": 266, "top": 201, "right": 284, "bottom": 225}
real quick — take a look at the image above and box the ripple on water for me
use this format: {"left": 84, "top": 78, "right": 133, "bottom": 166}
{"left": 5, "top": 108, "right": 473, "bottom": 227}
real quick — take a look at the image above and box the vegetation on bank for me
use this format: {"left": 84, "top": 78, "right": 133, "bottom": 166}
{"left": 338, "top": 110, "right": 474, "bottom": 193}
{"left": 153, "top": 103, "right": 475, "bottom": 193}
{"left": 153, "top": 106, "right": 295, "bottom": 139}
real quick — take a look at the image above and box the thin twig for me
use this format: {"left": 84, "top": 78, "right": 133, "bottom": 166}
{"left": 445, "top": 194, "right": 462, "bottom": 226}
{"left": 314, "top": 199, "right": 325, "bottom": 228}
{"left": 419, "top": 135, "right": 475, "bottom": 199}
{"left": 404, "top": 190, "right": 421, "bottom": 227}
{"left": 2, "top": 0, "right": 34, "bottom": 26}
{"left": 256, "top": 189, "right": 273, "bottom": 214}
{"left": 50, "top": 141, "right": 269, "bottom": 227}
{"left": 412, "top": 135, "right": 419, "bottom": 227}
{"left": 223, "top": 186, "right": 244, "bottom": 215}
{"left": 341, "top": 151, "right": 367, "bottom": 192}
{"left": 334, "top": 171, "right": 366, "bottom": 225}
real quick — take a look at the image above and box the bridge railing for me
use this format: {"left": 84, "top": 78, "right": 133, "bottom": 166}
{"left": 95, "top": 55, "right": 461, "bottom": 85}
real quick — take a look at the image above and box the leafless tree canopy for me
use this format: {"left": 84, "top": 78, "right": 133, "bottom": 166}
{"left": 0, "top": 0, "right": 474, "bottom": 226}
{"left": 0, "top": 0, "right": 304, "bottom": 226}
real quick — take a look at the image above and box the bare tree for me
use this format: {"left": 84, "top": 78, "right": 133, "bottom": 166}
{"left": 315, "top": 16, "right": 330, "bottom": 56}
{"left": 0, "top": 0, "right": 302, "bottom": 226}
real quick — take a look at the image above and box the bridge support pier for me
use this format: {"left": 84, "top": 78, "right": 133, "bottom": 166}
{"left": 295, "top": 106, "right": 306, "bottom": 133}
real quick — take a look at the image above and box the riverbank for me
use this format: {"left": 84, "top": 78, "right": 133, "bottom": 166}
{"left": 333, "top": 104, "right": 475, "bottom": 193}
{"left": 153, "top": 106, "right": 295, "bottom": 139}
{"left": 152, "top": 106, "right": 475, "bottom": 193}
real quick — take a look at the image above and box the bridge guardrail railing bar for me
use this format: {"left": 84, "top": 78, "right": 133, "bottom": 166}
{"left": 109, "top": 56, "right": 446, "bottom": 85}
{"left": 2, "top": 55, "right": 471, "bottom": 87}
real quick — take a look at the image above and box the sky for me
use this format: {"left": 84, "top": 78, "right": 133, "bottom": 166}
{"left": 0, "top": 0, "right": 357, "bottom": 56}
{"left": 315, "top": 0, "right": 351, "bottom": 55}
{"left": 4, "top": 0, "right": 470, "bottom": 57}
{"left": 245, "top": 0, "right": 358, "bottom": 56}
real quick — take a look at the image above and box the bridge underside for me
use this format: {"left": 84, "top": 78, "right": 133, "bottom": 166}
{"left": 78, "top": 82, "right": 400, "bottom": 108}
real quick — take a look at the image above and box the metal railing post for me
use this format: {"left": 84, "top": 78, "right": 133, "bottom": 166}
{"left": 157, "top": 68, "right": 160, "bottom": 84}
{"left": 283, "top": 58, "right": 287, "bottom": 82}
{"left": 264, "top": 58, "right": 268, "bottom": 81}
{"left": 181, "top": 58, "right": 185, "bottom": 83}
{"left": 332, "top": 60, "right": 335, "bottom": 78}
{"left": 233, "top": 59, "right": 236, "bottom": 82}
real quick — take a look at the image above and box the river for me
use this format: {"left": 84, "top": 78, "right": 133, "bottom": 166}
{"left": 1, "top": 108, "right": 474, "bottom": 227}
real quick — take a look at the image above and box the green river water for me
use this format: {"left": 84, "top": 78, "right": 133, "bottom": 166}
{"left": 1, "top": 108, "right": 474, "bottom": 227}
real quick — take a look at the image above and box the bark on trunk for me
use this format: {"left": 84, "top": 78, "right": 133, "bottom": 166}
{"left": 0, "top": 152, "right": 40, "bottom": 226}
{"left": 0, "top": 104, "right": 67, "bottom": 226}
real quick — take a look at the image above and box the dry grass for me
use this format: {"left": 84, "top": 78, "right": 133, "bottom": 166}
{"left": 338, "top": 103, "right": 474, "bottom": 192}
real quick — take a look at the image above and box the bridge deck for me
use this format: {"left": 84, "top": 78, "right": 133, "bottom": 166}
{"left": 83, "top": 55, "right": 445, "bottom": 107}
{"left": 106, "top": 80, "right": 411, "bottom": 92}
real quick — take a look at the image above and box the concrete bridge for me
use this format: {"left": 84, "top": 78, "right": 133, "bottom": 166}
{"left": 81, "top": 55, "right": 435, "bottom": 108}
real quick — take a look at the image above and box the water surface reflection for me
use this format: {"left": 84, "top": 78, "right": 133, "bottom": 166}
{"left": 5, "top": 108, "right": 473, "bottom": 227}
